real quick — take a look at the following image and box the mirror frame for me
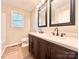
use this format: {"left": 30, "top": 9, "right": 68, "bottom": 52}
{"left": 38, "top": 1, "right": 47, "bottom": 27}
{"left": 49, "top": 0, "right": 75, "bottom": 27}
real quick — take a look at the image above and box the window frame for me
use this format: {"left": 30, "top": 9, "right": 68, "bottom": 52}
{"left": 11, "top": 10, "right": 24, "bottom": 28}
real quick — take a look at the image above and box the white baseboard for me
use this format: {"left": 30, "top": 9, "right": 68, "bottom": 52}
{"left": 1, "top": 46, "right": 7, "bottom": 56}
{"left": 1, "top": 42, "right": 21, "bottom": 57}
{"left": 6, "top": 42, "right": 21, "bottom": 47}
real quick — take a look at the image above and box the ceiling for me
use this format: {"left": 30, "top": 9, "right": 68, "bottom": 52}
{"left": 2, "top": 0, "right": 41, "bottom": 12}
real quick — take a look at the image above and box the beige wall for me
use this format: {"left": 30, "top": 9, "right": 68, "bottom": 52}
{"left": 30, "top": 0, "right": 78, "bottom": 38}
{"left": 1, "top": 12, "right": 6, "bottom": 55}
{"left": 30, "top": 8, "right": 38, "bottom": 32}
{"left": 2, "top": 3, "right": 31, "bottom": 45}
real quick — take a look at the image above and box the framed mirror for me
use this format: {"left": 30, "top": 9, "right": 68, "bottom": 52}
{"left": 38, "top": 1, "right": 47, "bottom": 27}
{"left": 50, "top": 0, "right": 75, "bottom": 26}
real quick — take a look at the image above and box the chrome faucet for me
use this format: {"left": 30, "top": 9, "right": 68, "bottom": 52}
{"left": 54, "top": 27, "right": 59, "bottom": 36}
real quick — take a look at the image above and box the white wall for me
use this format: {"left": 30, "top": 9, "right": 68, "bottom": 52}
{"left": 1, "top": 12, "right": 7, "bottom": 55}
{"left": 30, "top": 0, "right": 49, "bottom": 32}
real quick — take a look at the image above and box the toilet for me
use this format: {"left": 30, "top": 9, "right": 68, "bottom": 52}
{"left": 21, "top": 37, "right": 29, "bottom": 47}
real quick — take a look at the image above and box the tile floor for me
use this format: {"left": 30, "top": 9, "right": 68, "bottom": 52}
{"left": 2, "top": 44, "right": 34, "bottom": 59}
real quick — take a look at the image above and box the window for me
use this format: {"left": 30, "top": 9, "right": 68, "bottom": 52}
{"left": 12, "top": 11, "right": 24, "bottom": 27}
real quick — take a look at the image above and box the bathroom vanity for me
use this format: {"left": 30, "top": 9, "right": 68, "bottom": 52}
{"left": 29, "top": 0, "right": 77, "bottom": 58}
{"left": 29, "top": 33, "right": 78, "bottom": 59}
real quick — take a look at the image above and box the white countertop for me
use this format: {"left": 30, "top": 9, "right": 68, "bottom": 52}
{"left": 29, "top": 32, "right": 78, "bottom": 52}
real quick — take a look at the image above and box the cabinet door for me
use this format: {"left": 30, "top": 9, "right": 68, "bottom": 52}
{"left": 50, "top": 44, "right": 56, "bottom": 59}
{"left": 38, "top": 40, "right": 48, "bottom": 59}
{"left": 68, "top": 50, "right": 78, "bottom": 59}
{"left": 55, "top": 49, "right": 68, "bottom": 59}
{"left": 55, "top": 45, "right": 78, "bottom": 59}
{"left": 55, "top": 45, "right": 69, "bottom": 59}
{"left": 33, "top": 37, "right": 39, "bottom": 59}
{"left": 29, "top": 35, "right": 33, "bottom": 54}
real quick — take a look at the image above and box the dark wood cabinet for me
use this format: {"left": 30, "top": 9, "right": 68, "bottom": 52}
{"left": 49, "top": 43, "right": 56, "bottom": 59}
{"left": 29, "top": 35, "right": 38, "bottom": 59}
{"left": 29, "top": 35, "right": 33, "bottom": 54}
{"left": 32, "top": 37, "right": 38, "bottom": 59}
{"left": 55, "top": 45, "right": 70, "bottom": 59}
{"left": 38, "top": 42, "right": 47, "bottom": 59}
{"left": 29, "top": 34, "right": 78, "bottom": 59}
{"left": 38, "top": 39, "right": 51, "bottom": 59}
